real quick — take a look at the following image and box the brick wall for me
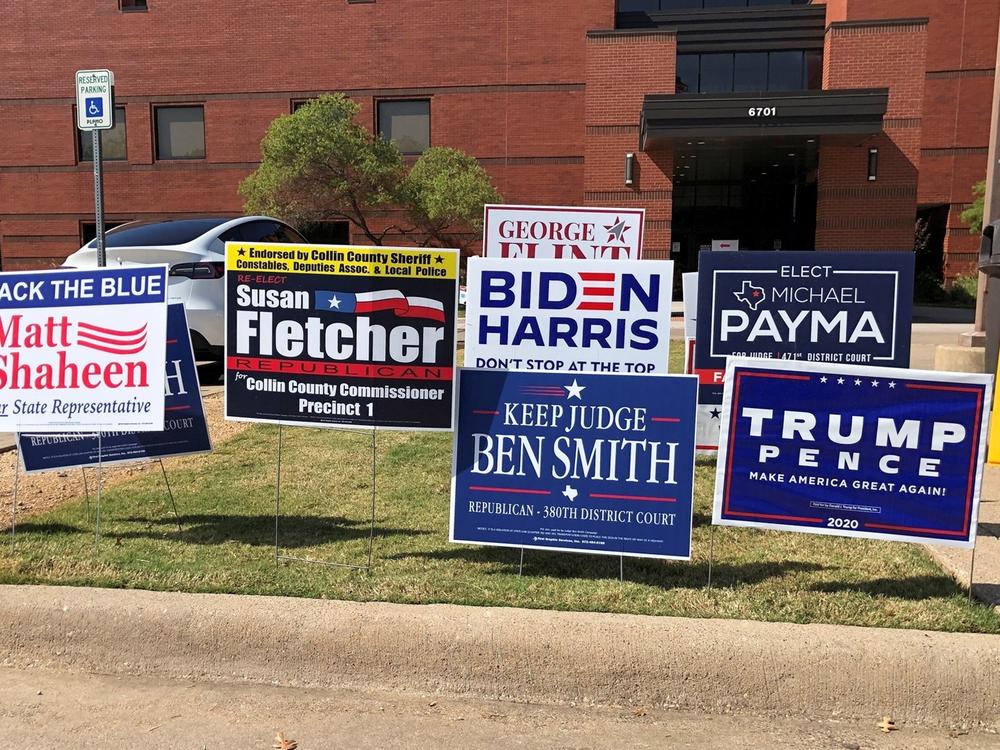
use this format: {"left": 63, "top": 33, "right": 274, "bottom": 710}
{"left": 584, "top": 30, "right": 676, "bottom": 259}
{"left": 815, "top": 19, "right": 927, "bottom": 252}
{"left": 0, "top": 0, "right": 614, "bottom": 266}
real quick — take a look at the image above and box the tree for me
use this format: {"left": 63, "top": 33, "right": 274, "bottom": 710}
{"left": 402, "top": 147, "right": 500, "bottom": 252}
{"left": 240, "top": 94, "right": 500, "bottom": 249}
{"left": 960, "top": 180, "right": 986, "bottom": 235}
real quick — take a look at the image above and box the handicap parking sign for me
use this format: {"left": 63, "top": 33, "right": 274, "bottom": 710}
{"left": 85, "top": 97, "right": 103, "bottom": 119}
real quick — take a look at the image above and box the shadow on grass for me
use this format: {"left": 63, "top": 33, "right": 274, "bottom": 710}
{"left": 7, "top": 522, "right": 87, "bottom": 536}
{"left": 387, "top": 546, "right": 825, "bottom": 588}
{"left": 810, "top": 575, "right": 963, "bottom": 600}
{"left": 113, "top": 514, "right": 429, "bottom": 549}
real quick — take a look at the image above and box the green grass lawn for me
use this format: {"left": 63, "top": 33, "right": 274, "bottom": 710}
{"left": 1, "top": 423, "right": 998, "bottom": 634}
{"left": 1, "top": 340, "right": 997, "bottom": 634}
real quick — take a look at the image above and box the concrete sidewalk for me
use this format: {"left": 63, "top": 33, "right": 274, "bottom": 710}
{"left": 1, "top": 585, "right": 997, "bottom": 729}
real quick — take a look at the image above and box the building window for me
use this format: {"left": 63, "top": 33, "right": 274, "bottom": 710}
{"left": 675, "top": 50, "right": 819, "bottom": 94}
{"left": 155, "top": 106, "right": 205, "bottom": 160}
{"left": 80, "top": 221, "right": 128, "bottom": 246}
{"left": 119, "top": 0, "right": 148, "bottom": 10}
{"left": 78, "top": 106, "right": 127, "bottom": 161}
{"left": 377, "top": 100, "right": 430, "bottom": 155}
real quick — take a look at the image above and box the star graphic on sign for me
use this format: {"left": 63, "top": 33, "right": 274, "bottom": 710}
{"left": 820, "top": 376, "right": 828, "bottom": 384}
{"left": 888, "top": 381, "right": 897, "bottom": 389}
{"left": 837, "top": 377, "right": 845, "bottom": 385}
{"left": 603, "top": 217, "right": 629, "bottom": 243}
{"left": 871, "top": 380, "right": 880, "bottom": 387}
{"left": 710, "top": 408, "right": 721, "bottom": 420}
{"left": 435, "top": 254, "right": 445, "bottom": 264}
{"left": 854, "top": 379, "right": 862, "bottom": 386}
{"left": 238, "top": 248, "right": 246, "bottom": 256}
{"left": 562, "top": 484, "right": 578, "bottom": 502}
{"left": 328, "top": 295, "right": 341, "bottom": 309}
{"left": 565, "top": 379, "right": 586, "bottom": 400}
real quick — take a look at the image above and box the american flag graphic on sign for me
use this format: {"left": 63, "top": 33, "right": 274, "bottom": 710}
{"left": 576, "top": 272, "right": 615, "bottom": 311}
{"left": 314, "top": 289, "right": 446, "bottom": 322}
{"left": 76, "top": 321, "right": 148, "bottom": 355}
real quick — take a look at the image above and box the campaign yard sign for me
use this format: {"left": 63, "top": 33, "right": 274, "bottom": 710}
{"left": 225, "top": 243, "right": 458, "bottom": 430}
{"left": 0, "top": 266, "right": 168, "bottom": 433}
{"left": 714, "top": 358, "right": 991, "bottom": 547}
{"left": 451, "top": 369, "right": 697, "bottom": 559}
{"left": 464, "top": 257, "right": 674, "bottom": 374}
{"left": 18, "top": 303, "right": 211, "bottom": 472}
{"left": 692, "top": 250, "right": 914, "bottom": 453}
{"left": 482, "top": 205, "right": 645, "bottom": 260}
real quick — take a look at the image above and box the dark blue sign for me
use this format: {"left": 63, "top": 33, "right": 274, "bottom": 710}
{"left": 695, "top": 251, "right": 913, "bottom": 375}
{"left": 451, "top": 369, "right": 697, "bottom": 559}
{"left": 713, "top": 359, "right": 990, "bottom": 547}
{"left": 18, "top": 303, "right": 211, "bottom": 472}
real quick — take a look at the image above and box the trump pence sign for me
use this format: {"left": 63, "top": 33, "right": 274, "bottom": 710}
{"left": 225, "top": 243, "right": 458, "bottom": 430}
{"left": 451, "top": 369, "right": 697, "bottom": 559}
{"left": 464, "top": 257, "right": 673, "bottom": 374}
{"left": 714, "top": 358, "right": 991, "bottom": 547}
{"left": 482, "top": 205, "right": 645, "bottom": 260}
{"left": 0, "top": 266, "right": 168, "bottom": 432}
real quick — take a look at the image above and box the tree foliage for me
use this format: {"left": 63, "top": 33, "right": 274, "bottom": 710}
{"left": 960, "top": 180, "right": 986, "bottom": 236}
{"left": 240, "top": 94, "right": 500, "bottom": 249}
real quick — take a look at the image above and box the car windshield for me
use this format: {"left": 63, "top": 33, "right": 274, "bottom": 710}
{"left": 87, "top": 218, "right": 233, "bottom": 248}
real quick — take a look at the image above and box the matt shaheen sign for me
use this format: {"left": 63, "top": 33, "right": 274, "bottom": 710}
{"left": 482, "top": 205, "right": 645, "bottom": 259}
{"left": 225, "top": 242, "right": 458, "bottom": 430}
{"left": 0, "top": 267, "right": 168, "bottom": 432}
{"left": 465, "top": 257, "right": 673, "bottom": 374}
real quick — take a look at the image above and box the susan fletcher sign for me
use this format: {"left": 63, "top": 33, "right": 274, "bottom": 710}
{"left": 482, "top": 205, "right": 645, "bottom": 259}
{"left": 18, "top": 303, "right": 211, "bottom": 471}
{"left": 714, "top": 358, "right": 991, "bottom": 547}
{"left": 0, "top": 266, "right": 168, "bottom": 432}
{"left": 225, "top": 243, "right": 458, "bottom": 430}
{"left": 464, "top": 257, "right": 674, "bottom": 374}
{"left": 451, "top": 370, "right": 697, "bottom": 559}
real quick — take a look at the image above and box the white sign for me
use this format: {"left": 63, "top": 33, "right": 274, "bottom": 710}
{"left": 75, "top": 69, "right": 114, "bottom": 130}
{"left": 0, "top": 267, "right": 168, "bottom": 432}
{"left": 482, "top": 204, "right": 645, "bottom": 260}
{"left": 464, "top": 257, "right": 673, "bottom": 374}
{"left": 682, "top": 271, "right": 698, "bottom": 340}
{"left": 711, "top": 239, "right": 739, "bottom": 252}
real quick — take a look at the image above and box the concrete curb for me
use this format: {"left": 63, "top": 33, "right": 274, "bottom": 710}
{"left": 1, "top": 585, "right": 998, "bottom": 727}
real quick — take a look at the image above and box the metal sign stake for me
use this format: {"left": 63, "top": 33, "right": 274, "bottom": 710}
{"left": 706, "top": 525, "right": 716, "bottom": 592}
{"left": 157, "top": 459, "right": 183, "bottom": 532}
{"left": 518, "top": 547, "right": 525, "bottom": 577}
{"left": 9, "top": 438, "right": 19, "bottom": 552}
{"left": 94, "top": 433, "right": 103, "bottom": 548}
{"left": 92, "top": 129, "right": 106, "bottom": 267}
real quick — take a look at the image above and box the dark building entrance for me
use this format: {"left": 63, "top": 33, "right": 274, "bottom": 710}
{"left": 670, "top": 136, "right": 818, "bottom": 272}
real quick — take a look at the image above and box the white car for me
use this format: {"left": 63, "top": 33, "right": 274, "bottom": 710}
{"left": 63, "top": 216, "right": 307, "bottom": 361}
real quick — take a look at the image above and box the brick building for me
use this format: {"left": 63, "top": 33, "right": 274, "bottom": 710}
{"left": 0, "top": 0, "right": 996, "bottom": 279}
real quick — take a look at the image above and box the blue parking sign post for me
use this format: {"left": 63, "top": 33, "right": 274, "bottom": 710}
{"left": 75, "top": 70, "right": 114, "bottom": 267}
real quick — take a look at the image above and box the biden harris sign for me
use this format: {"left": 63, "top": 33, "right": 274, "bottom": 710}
{"left": 451, "top": 369, "right": 697, "bottom": 560}
{"left": 225, "top": 243, "right": 458, "bottom": 431}
{"left": 464, "top": 257, "right": 674, "bottom": 374}
{"left": 0, "top": 266, "right": 168, "bottom": 433}
{"left": 714, "top": 359, "right": 991, "bottom": 548}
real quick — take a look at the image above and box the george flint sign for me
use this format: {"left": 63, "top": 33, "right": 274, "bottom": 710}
{"left": 695, "top": 251, "right": 914, "bottom": 379}
{"left": 451, "top": 369, "right": 697, "bottom": 559}
{"left": 465, "top": 257, "right": 674, "bottom": 374}
{"left": 482, "top": 205, "right": 645, "bottom": 260}
{"left": 714, "top": 358, "right": 991, "bottom": 547}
